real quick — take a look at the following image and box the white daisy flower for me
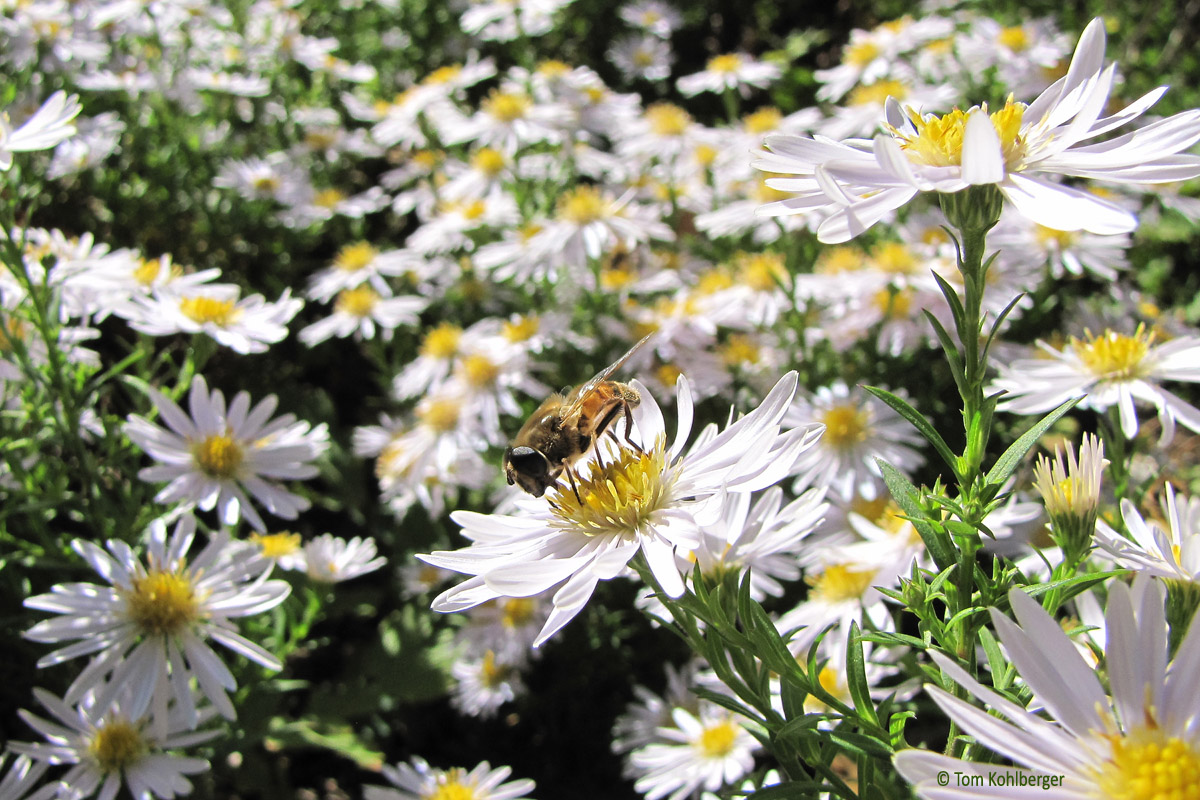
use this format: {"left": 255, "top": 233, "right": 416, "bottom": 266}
{"left": 443, "top": 87, "right": 572, "bottom": 154}
{"left": 757, "top": 18, "right": 1200, "bottom": 243}
{"left": 629, "top": 704, "right": 759, "bottom": 800}
{"left": 23, "top": 513, "right": 290, "bottom": 725}
{"left": 299, "top": 534, "right": 387, "bottom": 583}
{"left": 1095, "top": 484, "right": 1200, "bottom": 583}
{"left": 786, "top": 380, "right": 926, "bottom": 501}
{"left": 298, "top": 285, "right": 427, "bottom": 346}
{"left": 991, "top": 325, "right": 1200, "bottom": 442}
{"left": 449, "top": 650, "right": 527, "bottom": 719}
{"left": 458, "top": 594, "right": 551, "bottom": 662}
{"left": 619, "top": 1, "right": 682, "bottom": 38}
{"left": 118, "top": 284, "right": 303, "bottom": 354}
{"left": 676, "top": 53, "right": 781, "bottom": 98}
{"left": 364, "top": 757, "right": 535, "bottom": 800}
{"left": 304, "top": 240, "right": 414, "bottom": 302}
{"left": 532, "top": 185, "right": 674, "bottom": 272}
{"left": 10, "top": 687, "right": 217, "bottom": 800}
{"left": 895, "top": 577, "right": 1200, "bottom": 800}
{"left": 421, "top": 373, "right": 821, "bottom": 646}
{"left": 0, "top": 90, "right": 82, "bottom": 170}
{"left": 608, "top": 33, "right": 675, "bottom": 83}
{"left": 988, "top": 208, "right": 1132, "bottom": 281}
{"left": 124, "top": 375, "right": 329, "bottom": 531}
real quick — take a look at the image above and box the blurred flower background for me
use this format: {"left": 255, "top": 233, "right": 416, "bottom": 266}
{"left": 3, "top": 0, "right": 1200, "bottom": 798}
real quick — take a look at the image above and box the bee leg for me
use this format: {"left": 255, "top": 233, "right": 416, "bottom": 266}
{"left": 621, "top": 401, "right": 645, "bottom": 454}
{"left": 566, "top": 465, "right": 583, "bottom": 504}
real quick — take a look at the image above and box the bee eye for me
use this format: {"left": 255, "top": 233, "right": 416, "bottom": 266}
{"left": 507, "top": 446, "right": 550, "bottom": 477}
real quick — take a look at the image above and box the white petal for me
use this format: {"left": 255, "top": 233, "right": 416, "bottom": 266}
{"left": 962, "top": 111, "right": 1004, "bottom": 184}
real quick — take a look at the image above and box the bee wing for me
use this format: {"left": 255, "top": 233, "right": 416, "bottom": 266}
{"left": 560, "top": 332, "right": 655, "bottom": 417}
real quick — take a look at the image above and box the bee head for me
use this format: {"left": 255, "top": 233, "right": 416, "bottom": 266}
{"left": 503, "top": 445, "right": 556, "bottom": 497}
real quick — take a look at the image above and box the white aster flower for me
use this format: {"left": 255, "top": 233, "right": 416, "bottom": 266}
{"left": 449, "top": 649, "right": 527, "bottom": 718}
{"left": 23, "top": 513, "right": 290, "bottom": 726}
{"left": 786, "top": 381, "right": 925, "bottom": 501}
{"left": 10, "top": 687, "right": 217, "bottom": 800}
{"left": 619, "top": 1, "right": 681, "bottom": 38}
{"left": 1095, "top": 484, "right": 1200, "bottom": 583}
{"left": 757, "top": 18, "right": 1200, "bottom": 243}
{"left": 0, "top": 90, "right": 82, "bottom": 170}
{"left": 630, "top": 703, "right": 759, "bottom": 800}
{"left": 608, "top": 33, "right": 674, "bottom": 82}
{"left": 298, "top": 285, "right": 426, "bottom": 346}
{"left": 676, "top": 53, "right": 781, "bottom": 98}
{"left": 421, "top": 373, "right": 821, "bottom": 646}
{"left": 364, "top": 757, "right": 535, "bottom": 800}
{"left": 991, "top": 325, "right": 1200, "bottom": 442}
{"left": 119, "top": 284, "right": 302, "bottom": 354}
{"left": 124, "top": 375, "right": 329, "bottom": 531}
{"left": 300, "top": 534, "right": 387, "bottom": 583}
{"left": 895, "top": 578, "right": 1200, "bottom": 800}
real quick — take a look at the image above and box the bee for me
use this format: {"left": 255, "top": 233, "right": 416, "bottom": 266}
{"left": 504, "top": 334, "right": 653, "bottom": 502}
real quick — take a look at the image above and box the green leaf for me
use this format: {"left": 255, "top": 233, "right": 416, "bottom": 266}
{"left": 985, "top": 396, "right": 1082, "bottom": 487}
{"left": 845, "top": 623, "right": 880, "bottom": 729}
{"left": 876, "top": 459, "right": 957, "bottom": 570}
{"left": 864, "top": 386, "right": 960, "bottom": 477}
{"left": 920, "top": 310, "right": 969, "bottom": 404}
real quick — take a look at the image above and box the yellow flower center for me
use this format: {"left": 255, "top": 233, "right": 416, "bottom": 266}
{"left": 334, "top": 241, "right": 377, "bottom": 272}
{"left": 418, "top": 397, "right": 462, "bottom": 433}
{"left": 736, "top": 252, "right": 787, "bottom": 291}
{"left": 179, "top": 296, "right": 241, "bottom": 327}
{"left": 1097, "top": 728, "right": 1200, "bottom": 800}
{"left": 458, "top": 354, "right": 499, "bottom": 388}
{"left": 334, "top": 286, "right": 379, "bottom": 317}
{"left": 422, "top": 65, "right": 463, "bottom": 85}
{"left": 482, "top": 90, "right": 531, "bottom": 122}
{"left": 556, "top": 185, "right": 610, "bottom": 224}
{"left": 695, "top": 266, "right": 735, "bottom": 295}
{"left": 815, "top": 246, "right": 866, "bottom": 274}
{"left": 850, "top": 495, "right": 893, "bottom": 525}
{"left": 805, "top": 665, "right": 848, "bottom": 713}
{"left": 821, "top": 404, "right": 870, "bottom": 449}
{"left": 314, "top": 188, "right": 347, "bottom": 208}
{"left": 848, "top": 79, "right": 909, "bottom": 107}
{"left": 845, "top": 41, "right": 879, "bottom": 67}
{"left": 502, "top": 315, "right": 539, "bottom": 343}
{"left": 896, "top": 99, "right": 1026, "bottom": 169}
{"left": 808, "top": 564, "right": 876, "bottom": 601}
{"left": 428, "top": 770, "right": 477, "bottom": 800}
{"left": 537, "top": 59, "right": 570, "bottom": 77}
{"left": 501, "top": 597, "right": 536, "bottom": 627}
{"left": 720, "top": 334, "right": 761, "bottom": 366}
{"left": 133, "top": 258, "right": 163, "bottom": 285}
{"left": 693, "top": 143, "right": 719, "bottom": 167}
{"left": 706, "top": 53, "right": 743, "bottom": 73}
{"left": 252, "top": 532, "right": 302, "bottom": 559}
{"left": 698, "top": 719, "right": 740, "bottom": 758}
{"left": 549, "top": 437, "right": 671, "bottom": 539}
{"left": 411, "top": 150, "right": 441, "bottom": 170}
{"left": 421, "top": 323, "right": 462, "bottom": 359}
{"left": 471, "top": 147, "right": 506, "bottom": 176}
{"left": 872, "top": 241, "right": 919, "bottom": 275}
{"left": 752, "top": 174, "right": 791, "bottom": 204}
{"left": 88, "top": 720, "right": 146, "bottom": 773}
{"left": 633, "top": 47, "right": 656, "bottom": 68}
{"left": 873, "top": 286, "right": 913, "bottom": 319}
{"left": 998, "top": 25, "right": 1030, "bottom": 52}
{"left": 125, "top": 569, "right": 200, "bottom": 636}
{"left": 743, "top": 106, "right": 783, "bottom": 134}
{"left": 191, "top": 432, "right": 244, "bottom": 479}
{"left": 655, "top": 363, "right": 682, "bottom": 388}
{"left": 1072, "top": 326, "right": 1154, "bottom": 381}
{"left": 1035, "top": 225, "right": 1077, "bottom": 249}
{"left": 645, "top": 103, "right": 691, "bottom": 137}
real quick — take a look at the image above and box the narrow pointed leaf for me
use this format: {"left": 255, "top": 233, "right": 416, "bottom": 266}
{"left": 986, "top": 396, "right": 1083, "bottom": 486}
{"left": 863, "top": 385, "right": 959, "bottom": 475}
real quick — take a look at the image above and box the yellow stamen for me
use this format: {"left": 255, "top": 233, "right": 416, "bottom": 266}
{"left": 742, "top": 107, "right": 783, "bottom": 134}
{"left": 125, "top": 570, "right": 199, "bottom": 636}
{"left": 334, "top": 286, "right": 379, "bottom": 317}
{"left": 556, "top": 185, "right": 611, "bottom": 225}
{"left": 191, "top": 432, "right": 244, "bottom": 479}
{"left": 421, "top": 322, "right": 462, "bottom": 359}
{"left": 1071, "top": 326, "right": 1154, "bottom": 381}
{"left": 895, "top": 98, "right": 1026, "bottom": 169}
{"left": 428, "top": 769, "right": 478, "bottom": 800}
{"left": 470, "top": 147, "right": 506, "bottom": 176}
{"left": 179, "top": 296, "right": 241, "bottom": 327}
{"left": 334, "top": 242, "right": 377, "bottom": 272}
{"left": 848, "top": 79, "right": 909, "bottom": 107}
{"left": 482, "top": 90, "right": 531, "bottom": 122}
{"left": 821, "top": 404, "right": 870, "bottom": 449}
{"left": 252, "top": 532, "right": 302, "bottom": 560}
{"left": 88, "top": 720, "right": 146, "bottom": 773}
{"left": 645, "top": 103, "right": 691, "bottom": 137}
{"left": 706, "top": 53, "right": 743, "bottom": 73}
{"left": 808, "top": 564, "right": 876, "bottom": 601}
{"left": 418, "top": 397, "right": 461, "bottom": 433}
{"left": 458, "top": 354, "right": 499, "bottom": 388}
{"left": 550, "top": 437, "right": 671, "bottom": 539}
{"left": 698, "top": 720, "right": 740, "bottom": 757}
{"left": 1097, "top": 728, "right": 1200, "bottom": 800}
